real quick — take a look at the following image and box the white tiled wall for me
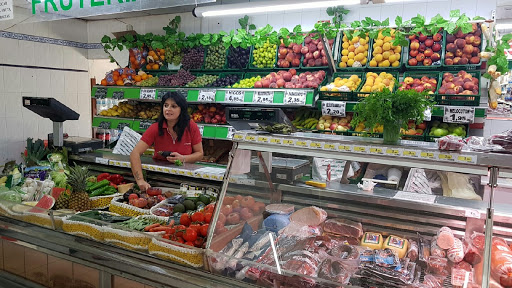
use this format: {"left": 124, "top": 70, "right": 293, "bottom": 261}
{"left": 0, "top": 15, "right": 91, "bottom": 163}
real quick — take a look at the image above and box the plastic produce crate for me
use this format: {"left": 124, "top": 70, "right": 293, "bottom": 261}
{"left": 404, "top": 30, "right": 445, "bottom": 70}
{"left": 337, "top": 33, "right": 372, "bottom": 71}
{"left": 224, "top": 46, "right": 252, "bottom": 70}
{"left": 442, "top": 24, "right": 483, "bottom": 70}
{"left": 401, "top": 71, "right": 442, "bottom": 100}
{"left": 318, "top": 72, "right": 364, "bottom": 101}
{"left": 276, "top": 40, "right": 304, "bottom": 70}
{"left": 425, "top": 122, "right": 469, "bottom": 142}
{"left": 355, "top": 71, "right": 400, "bottom": 100}
{"left": 366, "top": 35, "right": 404, "bottom": 70}
{"left": 249, "top": 44, "right": 278, "bottom": 69}
{"left": 436, "top": 70, "right": 481, "bottom": 106}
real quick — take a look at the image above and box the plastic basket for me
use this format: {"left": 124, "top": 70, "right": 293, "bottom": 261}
{"left": 401, "top": 71, "right": 442, "bottom": 100}
{"left": 355, "top": 71, "right": 400, "bottom": 100}
{"left": 442, "top": 24, "right": 483, "bottom": 70}
{"left": 224, "top": 46, "right": 252, "bottom": 70}
{"left": 425, "top": 123, "right": 469, "bottom": 142}
{"left": 249, "top": 44, "right": 278, "bottom": 69}
{"left": 202, "top": 45, "right": 229, "bottom": 71}
{"left": 318, "top": 72, "right": 364, "bottom": 101}
{"left": 404, "top": 30, "right": 445, "bottom": 70}
{"left": 366, "top": 35, "right": 404, "bottom": 70}
{"left": 109, "top": 196, "right": 151, "bottom": 217}
{"left": 436, "top": 70, "right": 481, "bottom": 106}
{"left": 148, "top": 237, "right": 204, "bottom": 268}
{"left": 337, "top": 32, "right": 372, "bottom": 70}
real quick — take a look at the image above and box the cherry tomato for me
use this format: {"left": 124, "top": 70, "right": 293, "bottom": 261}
{"left": 180, "top": 214, "right": 191, "bottom": 226}
{"left": 162, "top": 234, "right": 170, "bottom": 239}
{"left": 191, "top": 212, "right": 205, "bottom": 223}
{"left": 175, "top": 225, "right": 186, "bottom": 237}
{"left": 205, "top": 204, "right": 215, "bottom": 214}
{"left": 183, "top": 228, "right": 198, "bottom": 242}
{"left": 176, "top": 237, "right": 185, "bottom": 244}
{"left": 185, "top": 241, "right": 195, "bottom": 247}
{"left": 204, "top": 212, "right": 212, "bottom": 223}
{"left": 194, "top": 237, "right": 204, "bottom": 247}
{"left": 189, "top": 223, "right": 201, "bottom": 234}
{"left": 200, "top": 224, "right": 209, "bottom": 237}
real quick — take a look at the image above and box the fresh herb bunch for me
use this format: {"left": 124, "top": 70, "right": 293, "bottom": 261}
{"left": 351, "top": 88, "right": 434, "bottom": 132}
{"left": 484, "top": 33, "right": 512, "bottom": 78}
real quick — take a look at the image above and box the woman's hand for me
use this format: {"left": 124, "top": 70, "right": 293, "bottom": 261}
{"left": 166, "top": 152, "right": 185, "bottom": 163}
{"left": 137, "top": 180, "right": 151, "bottom": 191}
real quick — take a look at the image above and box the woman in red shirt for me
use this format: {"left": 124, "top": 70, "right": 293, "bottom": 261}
{"left": 130, "top": 92, "right": 203, "bottom": 190}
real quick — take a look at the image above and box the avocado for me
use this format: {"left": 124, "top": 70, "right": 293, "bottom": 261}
{"left": 198, "top": 195, "right": 210, "bottom": 205}
{"left": 173, "top": 203, "right": 186, "bottom": 213}
{"left": 183, "top": 199, "right": 196, "bottom": 211}
{"left": 196, "top": 201, "right": 206, "bottom": 211}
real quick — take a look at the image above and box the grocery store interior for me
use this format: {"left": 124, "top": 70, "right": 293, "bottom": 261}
{"left": 1, "top": 0, "right": 512, "bottom": 287}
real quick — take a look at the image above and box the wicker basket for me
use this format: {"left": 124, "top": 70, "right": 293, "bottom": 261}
{"left": 109, "top": 196, "right": 151, "bottom": 217}
{"left": 61, "top": 215, "right": 105, "bottom": 242}
{"left": 90, "top": 193, "right": 121, "bottom": 209}
{"left": 148, "top": 237, "right": 204, "bottom": 268}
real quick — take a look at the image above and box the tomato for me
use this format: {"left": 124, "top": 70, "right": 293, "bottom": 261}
{"left": 200, "top": 224, "right": 209, "bottom": 237}
{"left": 162, "top": 234, "right": 170, "bottom": 239}
{"left": 176, "top": 237, "right": 185, "bottom": 244}
{"left": 175, "top": 225, "right": 186, "bottom": 237}
{"left": 128, "top": 194, "right": 138, "bottom": 200}
{"left": 204, "top": 212, "right": 212, "bottom": 224}
{"left": 157, "top": 195, "right": 166, "bottom": 202}
{"left": 189, "top": 223, "right": 201, "bottom": 234}
{"left": 194, "top": 237, "right": 204, "bottom": 247}
{"left": 180, "top": 214, "right": 191, "bottom": 226}
{"left": 183, "top": 228, "right": 198, "bottom": 242}
{"left": 185, "top": 241, "right": 195, "bottom": 247}
{"left": 191, "top": 212, "right": 205, "bottom": 223}
{"left": 205, "top": 203, "right": 215, "bottom": 214}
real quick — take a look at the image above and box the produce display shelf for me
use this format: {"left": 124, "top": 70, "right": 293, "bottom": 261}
{"left": 92, "top": 117, "right": 235, "bottom": 139}
{"left": 70, "top": 151, "right": 226, "bottom": 182}
{"left": 92, "top": 86, "right": 316, "bottom": 107}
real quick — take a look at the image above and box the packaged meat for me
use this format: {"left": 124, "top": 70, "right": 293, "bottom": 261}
{"left": 470, "top": 232, "right": 486, "bottom": 251}
{"left": 427, "top": 256, "right": 449, "bottom": 276}
{"left": 317, "top": 258, "right": 353, "bottom": 285}
{"left": 360, "top": 259, "right": 416, "bottom": 286}
{"left": 437, "top": 135, "right": 466, "bottom": 151}
{"left": 359, "top": 247, "right": 375, "bottom": 266}
{"left": 263, "top": 214, "right": 290, "bottom": 233}
{"left": 360, "top": 232, "right": 384, "bottom": 250}
{"left": 437, "top": 226, "right": 455, "bottom": 249}
{"left": 289, "top": 206, "right": 327, "bottom": 226}
{"left": 464, "top": 242, "right": 482, "bottom": 265}
{"left": 491, "top": 250, "right": 512, "bottom": 287}
{"left": 322, "top": 218, "right": 363, "bottom": 238}
{"left": 324, "top": 233, "right": 359, "bottom": 245}
{"left": 383, "top": 235, "right": 409, "bottom": 259}
{"left": 374, "top": 248, "right": 400, "bottom": 268}
{"left": 424, "top": 274, "right": 445, "bottom": 288}
{"left": 448, "top": 238, "right": 465, "bottom": 263}
{"left": 418, "top": 233, "right": 432, "bottom": 267}
{"left": 493, "top": 237, "right": 511, "bottom": 252}
{"left": 280, "top": 221, "right": 322, "bottom": 238}
{"left": 407, "top": 240, "right": 419, "bottom": 262}
{"left": 454, "top": 260, "right": 473, "bottom": 271}
{"left": 451, "top": 267, "right": 473, "bottom": 286}
{"left": 328, "top": 244, "right": 360, "bottom": 260}
{"left": 265, "top": 203, "right": 294, "bottom": 215}
{"left": 474, "top": 261, "right": 506, "bottom": 288}
{"left": 431, "top": 237, "right": 447, "bottom": 258}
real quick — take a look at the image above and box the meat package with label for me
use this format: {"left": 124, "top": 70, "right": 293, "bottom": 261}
{"left": 322, "top": 218, "right": 364, "bottom": 238}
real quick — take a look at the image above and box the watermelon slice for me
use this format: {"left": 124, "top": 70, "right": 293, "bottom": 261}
{"left": 51, "top": 187, "right": 66, "bottom": 200}
{"left": 28, "top": 195, "right": 55, "bottom": 213}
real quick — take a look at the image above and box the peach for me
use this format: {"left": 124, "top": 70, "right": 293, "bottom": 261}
{"left": 463, "top": 82, "right": 475, "bottom": 90}
{"left": 470, "top": 57, "right": 480, "bottom": 64}
{"left": 472, "top": 47, "right": 480, "bottom": 56}
{"left": 473, "top": 36, "right": 481, "bottom": 47}
{"left": 410, "top": 42, "right": 420, "bottom": 50}
{"left": 424, "top": 49, "right": 433, "bottom": 57}
{"left": 419, "top": 43, "right": 427, "bottom": 52}
{"left": 465, "top": 34, "right": 475, "bottom": 45}
{"left": 446, "top": 34, "right": 456, "bottom": 43}
{"left": 439, "top": 87, "right": 447, "bottom": 94}
{"left": 446, "top": 43, "right": 457, "bottom": 53}
{"left": 445, "top": 52, "right": 455, "bottom": 59}
{"left": 455, "top": 50, "right": 463, "bottom": 57}
{"left": 433, "top": 33, "right": 442, "bottom": 42}
{"left": 446, "top": 89, "right": 456, "bottom": 95}
{"left": 445, "top": 58, "right": 454, "bottom": 65}
{"left": 463, "top": 45, "right": 474, "bottom": 54}
{"left": 432, "top": 43, "right": 442, "bottom": 52}
{"left": 453, "top": 57, "right": 461, "bottom": 65}
{"left": 425, "top": 38, "right": 434, "bottom": 47}
{"left": 459, "top": 58, "right": 469, "bottom": 65}
{"left": 410, "top": 49, "right": 419, "bottom": 57}
{"left": 455, "top": 30, "right": 465, "bottom": 39}
{"left": 419, "top": 33, "right": 428, "bottom": 42}
{"left": 431, "top": 53, "right": 441, "bottom": 62}
{"left": 455, "top": 39, "right": 466, "bottom": 49}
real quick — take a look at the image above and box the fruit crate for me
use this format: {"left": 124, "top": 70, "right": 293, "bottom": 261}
{"left": 186, "top": 46, "right": 207, "bottom": 72}
{"left": 425, "top": 122, "right": 469, "bottom": 142}
{"left": 276, "top": 40, "right": 304, "bottom": 70}
{"left": 401, "top": 129, "right": 427, "bottom": 141}
{"left": 202, "top": 45, "right": 230, "bottom": 72}
{"left": 366, "top": 37, "right": 404, "bottom": 70}
{"left": 142, "top": 64, "right": 170, "bottom": 73}
{"left": 249, "top": 44, "right": 278, "bottom": 70}
{"left": 299, "top": 36, "right": 334, "bottom": 70}
{"left": 214, "top": 71, "right": 246, "bottom": 87}
{"left": 401, "top": 71, "right": 442, "bottom": 100}
{"left": 187, "top": 72, "right": 223, "bottom": 88}
{"left": 404, "top": 30, "right": 445, "bottom": 70}
{"left": 337, "top": 33, "right": 373, "bottom": 71}
{"left": 354, "top": 71, "right": 400, "bottom": 100}
{"left": 148, "top": 236, "right": 205, "bottom": 268}
{"left": 318, "top": 72, "right": 364, "bottom": 101}
{"left": 442, "top": 24, "right": 483, "bottom": 70}
{"left": 224, "top": 46, "right": 252, "bottom": 70}
{"left": 435, "top": 70, "right": 481, "bottom": 106}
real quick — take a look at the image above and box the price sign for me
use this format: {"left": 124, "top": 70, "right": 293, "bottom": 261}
{"left": 438, "top": 153, "right": 455, "bottom": 161}
{"left": 117, "top": 122, "right": 130, "bottom": 130}
{"left": 245, "top": 135, "right": 256, "bottom": 142}
{"left": 112, "top": 91, "right": 124, "bottom": 100}
{"left": 423, "top": 108, "right": 432, "bottom": 121}
{"left": 95, "top": 157, "right": 109, "bottom": 165}
{"left": 386, "top": 148, "right": 402, "bottom": 156}
{"left": 324, "top": 143, "right": 336, "bottom": 150}
{"left": 198, "top": 89, "right": 216, "bottom": 102}
{"left": 252, "top": 91, "right": 274, "bottom": 104}
{"left": 310, "top": 141, "right": 323, "bottom": 149}
{"left": 227, "top": 127, "right": 236, "bottom": 139}
{"left": 338, "top": 145, "right": 352, "bottom": 152}
{"left": 369, "top": 146, "right": 385, "bottom": 155}
{"left": 402, "top": 149, "right": 419, "bottom": 158}
{"left": 456, "top": 155, "right": 477, "bottom": 164}
{"left": 394, "top": 191, "right": 436, "bottom": 204}
{"left": 284, "top": 90, "right": 307, "bottom": 105}
{"left": 270, "top": 138, "right": 282, "bottom": 145}
{"left": 225, "top": 90, "right": 245, "bottom": 103}
{"left": 199, "top": 125, "right": 204, "bottom": 136}
{"left": 233, "top": 133, "right": 244, "bottom": 140}
{"left": 283, "top": 139, "right": 294, "bottom": 145}
{"left": 420, "top": 151, "right": 436, "bottom": 159}
{"left": 321, "top": 101, "right": 346, "bottom": 117}
{"left": 444, "top": 106, "right": 475, "bottom": 123}
{"left": 179, "top": 170, "right": 185, "bottom": 175}
{"left": 295, "top": 140, "right": 308, "bottom": 147}
{"left": 140, "top": 89, "right": 156, "bottom": 100}
{"left": 98, "top": 121, "right": 111, "bottom": 129}
{"left": 257, "top": 136, "right": 269, "bottom": 143}
{"left": 94, "top": 88, "right": 107, "bottom": 99}
{"left": 353, "top": 146, "right": 367, "bottom": 153}
{"left": 139, "top": 120, "right": 154, "bottom": 130}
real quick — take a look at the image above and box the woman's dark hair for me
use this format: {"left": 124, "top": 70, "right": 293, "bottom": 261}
{"left": 157, "top": 91, "right": 190, "bottom": 141}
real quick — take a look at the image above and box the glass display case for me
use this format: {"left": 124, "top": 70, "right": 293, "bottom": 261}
{"left": 206, "top": 131, "right": 512, "bottom": 288}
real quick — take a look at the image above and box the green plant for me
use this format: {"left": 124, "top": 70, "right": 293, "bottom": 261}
{"left": 351, "top": 89, "right": 434, "bottom": 143}
{"left": 484, "top": 32, "right": 512, "bottom": 78}
{"left": 326, "top": 6, "right": 349, "bottom": 27}
{"left": 238, "top": 15, "right": 257, "bottom": 31}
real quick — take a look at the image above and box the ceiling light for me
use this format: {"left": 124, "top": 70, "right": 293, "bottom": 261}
{"left": 193, "top": 0, "right": 361, "bottom": 17}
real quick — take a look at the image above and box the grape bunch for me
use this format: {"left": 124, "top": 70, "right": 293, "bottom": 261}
{"left": 208, "top": 74, "right": 241, "bottom": 88}
{"left": 157, "top": 70, "right": 196, "bottom": 87}
{"left": 204, "top": 45, "right": 227, "bottom": 70}
{"left": 185, "top": 75, "right": 219, "bottom": 88}
{"left": 232, "top": 76, "right": 262, "bottom": 88}
{"left": 227, "top": 46, "right": 250, "bottom": 69}
{"left": 139, "top": 76, "right": 159, "bottom": 87}
{"left": 165, "top": 47, "right": 184, "bottom": 66}
{"left": 252, "top": 41, "right": 277, "bottom": 68}
{"left": 182, "top": 47, "right": 205, "bottom": 70}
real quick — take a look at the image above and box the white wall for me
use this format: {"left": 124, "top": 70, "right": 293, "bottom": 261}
{"left": 0, "top": 15, "right": 92, "bottom": 163}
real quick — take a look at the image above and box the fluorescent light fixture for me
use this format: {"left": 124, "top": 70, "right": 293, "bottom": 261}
{"left": 193, "top": 0, "right": 361, "bottom": 17}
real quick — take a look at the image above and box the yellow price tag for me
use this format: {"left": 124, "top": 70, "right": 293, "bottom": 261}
{"left": 457, "top": 155, "right": 474, "bottom": 163}
{"left": 233, "top": 134, "right": 244, "bottom": 140}
{"left": 142, "top": 164, "right": 148, "bottom": 169}
{"left": 115, "top": 161, "right": 121, "bottom": 166}
{"left": 386, "top": 148, "right": 400, "bottom": 156}
{"left": 354, "top": 146, "right": 367, "bottom": 153}
{"left": 257, "top": 136, "right": 269, "bottom": 143}
{"left": 245, "top": 135, "right": 256, "bottom": 141}
{"left": 122, "top": 162, "right": 130, "bottom": 167}
{"left": 420, "top": 152, "right": 435, "bottom": 159}
{"left": 157, "top": 167, "right": 163, "bottom": 172}
{"left": 438, "top": 153, "right": 453, "bottom": 160}
{"left": 338, "top": 145, "right": 351, "bottom": 152}
{"left": 370, "top": 147, "right": 383, "bottom": 154}
{"left": 310, "top": 142, "right": 322, "bottom": 148}
{"left": 283, "top": 139, "right": 294, "bottom": 145}
{"left": 324, "top": 143, "right": 336, "bottom": 150}
{"left": 270, "top": 138, "right": 282, "bottom": 144}
{"left": 403, "top": 150, "right": 417, "bottom": 157}
{"left": 295, "top": 141, "right": 308, "bottom": 147}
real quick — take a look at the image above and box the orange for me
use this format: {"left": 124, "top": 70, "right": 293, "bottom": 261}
{"left": 159, "top": 49, "right": 165, "bottom": 55}
{"left": 148, "top": 75, "right": 153, "bottom": 78}
{"left": 129, "top": 56, "right": 136, "bottom": 63}
{"left": 101, "top": 79, "right": 107, "bottom": 86}
{"left": 116, "top": 80, "right": 124, "bottom": 86}
{"left": 149, "top": 51, "right": 156, "bottom": 57}
{"left": 134, "top": 75, "right": 142, "bottom": 82}
{"left": 146, "top": 65, "right": 152, "bottom": 70}
{"left": 141, "top": 74, "right": 148, "bottom": 80}
{"left": 152, "top": 64, "right": 159, "bottom": 70}
{"left": 113, "top": 75, "right": 119, "bottom": 81}
{"left": 121, "top": 74, "right": 128, "bottom": 79}
{"left": 113, "top": 70, "right": 120, "bottom": 76}
{"left": 160, "top": 55, "right": 165, "bottom": 61}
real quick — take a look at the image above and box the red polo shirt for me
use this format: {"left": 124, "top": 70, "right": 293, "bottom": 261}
{"left": 141, "top": 120, "right": 202, "bottom": 160}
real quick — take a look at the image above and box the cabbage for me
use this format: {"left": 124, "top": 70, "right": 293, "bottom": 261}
{"left": 50, "top": 171, "right": 67, "bottom": 188}
{"left": 0, "top": 191, "right": 22, "bottom": 203}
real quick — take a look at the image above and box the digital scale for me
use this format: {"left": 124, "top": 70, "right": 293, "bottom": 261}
{"left": 225, "top": 107, "right": 295, "bottom": 132}
{"left": 22, "top": 97, "right": 103, "bottom": 153}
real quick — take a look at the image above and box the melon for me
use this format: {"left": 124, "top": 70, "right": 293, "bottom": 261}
{"left": 28, "top": 195, "right": 55, "bottom": 213}
{"left": 51, "top": 187, "right": 66, "bottom": 200}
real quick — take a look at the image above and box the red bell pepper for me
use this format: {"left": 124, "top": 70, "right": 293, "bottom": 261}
{"left": 107, "top": 174, "right": 124, "bottom": 185}
{"left": 97, "top": 173, "right": 110, "bottom": 182}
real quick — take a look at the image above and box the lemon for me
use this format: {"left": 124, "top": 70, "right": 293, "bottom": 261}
{"left": 342, "top": 42, "right": 349, "bottom": 49}
{"left": 389, "top": 54, "right": 397, "bottom": 63}
{"left": 384, "top": 36, "right": 392, "bottom": 42}
{"left": 339, "top": 62, "right": 347, "bottom": 68}
{"left": 375, "top": 39, "right": 384, "bottom": 47}
{"left": 374, "top": 54, "right": 383, "bottom": 63}
{"left": 383, "top": 42, "right": 391, "bottom": 51}
{"left": 377, "top": 34, "right": 384, "bottom": 40}
{"left": 394, "top": 46, "right": 401, "bottom": 53}
{"left": 352, "top": 36, "right": 360, "bottom": 43}
{"left": 348, "top": 45, "right": 356, "bottom": 52}
{"left": 348, "top": 52, "right": 355, "bottom": 59}
{"left": 341, "top": 56, "right": 349, "bottom": 63}
{"left": 342, "top": 49, "right": 349, "bottom": 56}
{"left": 359, "top": 38, "right": 367, "bottom": 46}
{"left": 347, "top": 59, "right": 355, "bottom": 66}
{"left": 360, "top": 58, "right": 367, "bottom": 65}
{"left": 392, "top": 61, "right": 400, "bottom": 67}
{"left": 320, "top": 86, "right": 328, "bottom": 91}
{"left": 355, "top": 53, "right": 365, "bottom": 61}
{"left": 381, "top": 60, "right": 391, "bottom": 67}
{"left": 369, "top": 60, "right": 377, "bottom": 67}
{"left": 382, "top": 51, "right": 391, "bottom": 60}
{"left": 373, "top": 46, "right": 383, "bottom": 55}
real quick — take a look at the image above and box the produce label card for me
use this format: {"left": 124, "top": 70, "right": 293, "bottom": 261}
{"left": 444, "top": 106, "right": 475, "bottom": 123}
{"left": 198, "top": 89, "right": 216, "bottom": 102}
{"left": 225, "top": 90, "right": 245, "bottom": 103}
{"left": 252, "top": 91, "right": 274, "bottom": 104}
{"left": 140, "top": 89, "right": 156, "bottom": 100}
{"left": 284, "top": 90, "right": 307, "bottom": 105}
{"left": 321, "top": 101, "right": 346, "bottom": 117}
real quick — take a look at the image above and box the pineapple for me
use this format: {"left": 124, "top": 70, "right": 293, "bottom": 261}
{"left": 67, "top": 164, "right": 91, "bottom": 212}
{"left": 55, "top": 190, "right": 70, "bottom": 210}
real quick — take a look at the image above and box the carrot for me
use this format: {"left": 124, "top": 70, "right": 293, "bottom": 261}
{"left": 150, "top": 226, "right": 172, "bottom": 232}
{"left": 144, "top": 223, "right": 160, "bottom": 232}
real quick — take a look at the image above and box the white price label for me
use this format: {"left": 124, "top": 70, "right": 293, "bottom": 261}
{"left": 394, "top": 191, "right": 436, "bottom": 204}
{"left": 284, "top": 90, "right": 307, "bottom": 105}
{"left": 465, "top": 209, "right": 481, "bottom": 219}
{"left": 321, "top": 101, "right": 346, "bottom": 117}
{"left": 424, "top": 108, "right": 432, "bottom": 121}
{"left": 252, "top": 91, "right": 274, "bottom": 104}
{"left": 198, "top": 89, "right": 216, "bottom": 102}
{"left": 0, "top": 0, "right": 14, "bottom": 21}
{"left": 225, "top": 90, "right": 245, "bottom": 103}
{"left": 444, "top": 106, "right": 475, "bottom": 123}
{"left": 237, "top": 178, "right": 256, "bottom": 185}
{"left": 140, "top": 89, "right": 156, "bottom": 100}
{"left": 227, "top": 127, "right": 235, "bottom": 139}
{"left": 199, "top": 125, "right": 204, "bottom": 136}
{"left": 95, "top": 157, "right": 109, "bottom": 165}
